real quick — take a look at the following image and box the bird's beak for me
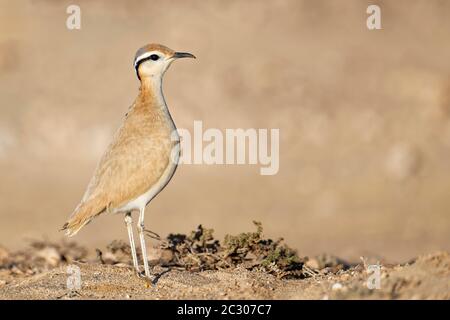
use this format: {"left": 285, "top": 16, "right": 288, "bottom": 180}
{"left": 172, "top": 52, "right": 196, "bottom": 59}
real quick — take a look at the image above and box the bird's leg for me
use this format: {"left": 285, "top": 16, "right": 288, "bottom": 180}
{"left": 124, "top": 212, "right": 140, "bottom": 274}
{"left": 137, "top": 207, "right": 151, "bottom": 279}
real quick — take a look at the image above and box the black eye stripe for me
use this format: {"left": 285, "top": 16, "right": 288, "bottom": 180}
{"left": 135, "top": 54, "right": 160, "bottom": 68}
{"left": 134, "top": 54, "right": 161, "bottom": 80}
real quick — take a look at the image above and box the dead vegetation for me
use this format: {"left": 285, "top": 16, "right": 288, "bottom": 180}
{"left": 158, "top": 221, "right": 313, "bottom": 278}
{"left": 0, "top": 226, "right": 449, "bottom": 299}
{"left": 0, "top": 222, "right": 349, "bottom": 281}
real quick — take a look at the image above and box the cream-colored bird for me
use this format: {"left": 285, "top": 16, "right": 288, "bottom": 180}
{"left": 62, "top": 44, "right": 195, "bottom": 279}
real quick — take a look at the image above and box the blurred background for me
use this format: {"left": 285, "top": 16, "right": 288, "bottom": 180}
{"left": 0, "top": 0, "right": 449, "bottom": 262}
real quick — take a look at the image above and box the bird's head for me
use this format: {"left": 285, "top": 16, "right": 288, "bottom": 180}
{"left": 134, "top": 44, "right": 195, "bottom": 81}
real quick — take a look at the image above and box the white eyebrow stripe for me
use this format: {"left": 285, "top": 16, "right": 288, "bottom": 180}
{"left": 134, "top": 51, "right": 159, "bottom": 68}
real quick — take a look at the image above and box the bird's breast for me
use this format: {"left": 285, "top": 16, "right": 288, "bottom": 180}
{"left": 109, "top": 105, "right": 179, "bottom": 213}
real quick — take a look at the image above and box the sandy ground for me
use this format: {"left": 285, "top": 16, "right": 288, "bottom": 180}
{"left": 0, "top": 234, "right": 448, "bottom": 300}
{"left": 1, "top": 251, "right": 448, "bottom": 300}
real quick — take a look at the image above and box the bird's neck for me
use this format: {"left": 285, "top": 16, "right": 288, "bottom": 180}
{"left": 135, "top": 75, "right": 176, "bottom": 129}
{"left": 138, "top": 75, "right": 166, "bottom": 109}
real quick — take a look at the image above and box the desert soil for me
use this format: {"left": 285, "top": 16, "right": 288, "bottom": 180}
{"left": 0, "top": 240, "right": 448, "bottom": 300}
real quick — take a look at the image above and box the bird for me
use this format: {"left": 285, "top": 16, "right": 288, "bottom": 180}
{"left": 62, "top": 44, "right": 195, "bottom": 279}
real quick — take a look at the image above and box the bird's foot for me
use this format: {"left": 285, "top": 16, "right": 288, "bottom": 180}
{"left": 135, "top": 269, "right": 156, "bottom": 287}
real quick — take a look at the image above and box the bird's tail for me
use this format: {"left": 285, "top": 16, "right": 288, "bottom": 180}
{"left": 62, "top": 198, "right": 106, "bottom": 237}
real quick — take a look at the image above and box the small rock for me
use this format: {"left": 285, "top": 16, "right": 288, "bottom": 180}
{"left": 37, "top": 247, "right": 61, "bottom": 267}
{"left": 332, "top": 283, "right": 344, "bottom": 291}
{"left": 340, "top": 273, "right": 351, "bottom": 281}
{"left": 102, "top": 251, "right": 118, "bottom": 264}
{"left": 113, "top": 263, "right": 129, "bottom": 268}
{"left": 321, "top": 267, "right": 331, "bottom": 275}
{"left": 11, "top": 266, "right": 22, "bottom": 275}
{"left": 305, "top": 258, "right": 319, "bottom": 270}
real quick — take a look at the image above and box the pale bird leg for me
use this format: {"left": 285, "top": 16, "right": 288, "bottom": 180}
{"left": 124, "top": 212, "right": 140, "bottom": 273}
{"left": 137, "top": 207, "right": 151, "bottom": 279}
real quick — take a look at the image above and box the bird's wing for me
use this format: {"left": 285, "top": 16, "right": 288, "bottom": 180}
{"left": 63, "top": 118, "right": 173, "bottom": 236}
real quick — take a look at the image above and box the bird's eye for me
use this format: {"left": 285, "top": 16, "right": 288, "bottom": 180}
{"left": 150, "top": 54, "right": 160, "bottom": 61}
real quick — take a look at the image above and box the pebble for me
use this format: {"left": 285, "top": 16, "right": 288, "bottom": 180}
{"left": 331, "top": 283, "right": 344, "bottom": 291}
{"left": 37, "top": 247, "right": 61, "bottom": 267}
{"left": 305, "top": 259, "right": 319, "bottom": 270}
